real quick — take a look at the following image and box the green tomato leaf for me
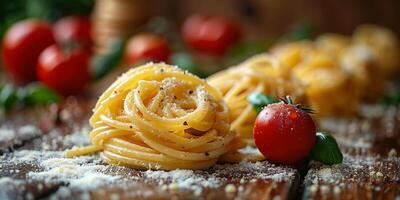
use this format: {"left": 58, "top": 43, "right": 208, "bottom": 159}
{"left": 171, "top": 52, "right": 210, "bottom": 78}
{"left": 248, "top": 92, "right": 279, "bottom": 113}
{"left": 0, "top": 84, "right": 18, "bottom": 110}
{"left": 311, "top": 132, "right": 343, "bottom": 165}
{"left": 21, "top": 83, "right": 60, "bottom": 105}
{"left": 91, "top": 38, "right": 126, "bottom": 80}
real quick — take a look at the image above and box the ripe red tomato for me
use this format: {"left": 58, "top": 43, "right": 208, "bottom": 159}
{"left": 253, "top": 102, "right": 316, "bottom": 164}
{"left": 182, "top": 14, "right": 240, "bottom": 55}
{"left": 124, "top": 34, "right": 171, "bottom": 64}
{"left": 2, "top": 20, "right": 55, "bottom": 84}
{"left": 53, "top": 15, "right": 92, "bottom": 47}
{"left": 37, "top": 45, "right": 91, "bottom": 96}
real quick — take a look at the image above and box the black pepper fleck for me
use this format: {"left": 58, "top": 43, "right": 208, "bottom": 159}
{"left": 189, "top": 90, "right": 193, "bottom": 94}
{"left": 183, "top": 121, "right": 188, "bottom": 125}
{"left": 205, "top": 152, "right": 210, "bottom": 156}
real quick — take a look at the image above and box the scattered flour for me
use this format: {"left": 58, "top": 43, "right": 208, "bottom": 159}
{"left": 0, "top": 125, "right": 40, "bottom": 143}
{"left": 26, "top": 152, "right": 120, "bottom": 189}
{"left": 0, "top": 128, "right": 15, "bottom": 142}
{"left": 143, "top": 160, "right": 296, "bottom": 196}
{"left": 0, "top": 177, "right": 23, "bottom": 200}
{"left": 238, "top": 146, "right": 262, "bottom": 155}
{"left": 1, "top": 149, "right": 297, "bottom": 199}
{"left": 212, "top": 161, "right": 295, "bottom": 181}
{"left": 305, "top": 152, "right": 400, "bottom": 197}
{"left": 144, "top": 169, "right": 221, "bottom": 195}
{"left": 62, "top": 125, "right": 91, "bottom": 147}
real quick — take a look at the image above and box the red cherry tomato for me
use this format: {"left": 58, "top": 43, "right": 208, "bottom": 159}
{"left": 253, "top": 102, "right": 316, "bottom": 164}
{"left": 182, "top": 14, "right": 240, "bottom": 55}
{"left": 124, "top": 34, "right": 171, "bottom": 64}
{"left": 53, "top": 15, "right": 92, "bottom": 47}
{"left": 2, "top": 20, "right": 55, "bottom": 84}
{"left": 37, "top": 45, "right": 91, "bottom": 96}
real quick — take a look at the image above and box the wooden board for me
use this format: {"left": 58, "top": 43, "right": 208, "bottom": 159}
{"left": 1, "top": 97, "right": 400, "bottom": 199}
{"left": 0, "top": 97, "right": 299, "bottom": 200}
{"left": 303, "top": 106, "right": 400, "bottom": 199}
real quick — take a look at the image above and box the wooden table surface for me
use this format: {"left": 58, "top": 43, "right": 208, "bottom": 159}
{"left": 0, "top": 97, "right": 399, "bottom": 200}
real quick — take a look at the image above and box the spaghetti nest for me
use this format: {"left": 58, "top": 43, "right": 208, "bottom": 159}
{"left": 207, "top": 54, "right": 303, "bottom": 144}
{"left": 66, "top": 63, "right": 236, "bottom": 170}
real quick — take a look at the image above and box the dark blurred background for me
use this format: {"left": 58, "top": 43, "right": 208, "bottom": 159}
{"left": 2, "top": 0, "right": 400, "bottom": 39}
{"left": 154, "top": 0, "right": 400, "bottom": 36}
{"left": 1, "top": 0, "right": 399, "bottom": 109}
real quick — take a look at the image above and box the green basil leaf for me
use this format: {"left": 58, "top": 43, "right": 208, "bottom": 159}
{"left": 0, "top": 84, "right": 18, "bottom": 110}
{"left": 91, "top": 38, "right": 126, "bottom": 80}
{"left": 248, "top": 92, "right": 279, "bottom": 113}
{"left": 311, "top": 132, "right": 343, "bottom": 165}
{"left": 22, "top": 83, "right": 60, "bottom": 105}
{"left": 171, "top": 52, "right": 210, "bottom": 78}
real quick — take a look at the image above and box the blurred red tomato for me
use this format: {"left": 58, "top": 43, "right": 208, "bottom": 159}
{"left": 37, "top": 45, "right": 91, "bottom": 96}
{"left": 53, "top": 15, "right": 92, "bottom": 47}
{"left": 182, "top": 14, "right": 240, "bottom": 55}
{"left": 124, "top": 34, "right": 171, "bottom": 64}
{"left": 2, "top": 20, "right": 55, "bottom": 84}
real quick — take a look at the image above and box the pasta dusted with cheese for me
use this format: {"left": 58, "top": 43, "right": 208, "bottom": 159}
{"left": 66, "top": 63, "right": 239, "bottom": 170}
{"left": 291, "top": 50, "right": 361, "bottom": 115}
{"left": 271, "top": 24, "right": 400, "bottom": 112}
{"left": 209, "top": 24, "right": 399, "bottom": 145}
{"left": 65, "top": 24, "right": 398, "bottom": 170}
{"left": 316, "top": 24, "right": 400, "bottom": 100}
{"left": 271, "top": 43, "right": 365, "bottom": 115}
{"left": 207, "top": 54, "right": 303, "bottom": 144}
{"left": 353, "top": 24, "right": 400, "bottom": 78}
{"left": 315, "top": 33, "right": 351, "bottom": 57}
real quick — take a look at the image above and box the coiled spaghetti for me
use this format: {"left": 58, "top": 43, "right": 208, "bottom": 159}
{"left": 66, "top": 63, "right": 237, "bottom": 170}
{"left": 208, "top": 24, "right": 399, "bottom": 146}
{"left": 207, "top": 54, "right": 303, "bottom": 144}
{"left": 353, "top": 24, "right": 400, "bottom": 78}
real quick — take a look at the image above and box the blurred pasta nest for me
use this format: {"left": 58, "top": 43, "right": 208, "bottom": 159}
{"left": 207, "top": 54, "right": 303, "bottom": 144}
{"left": 208, "top": 24, "right": 400, "bottom": 144}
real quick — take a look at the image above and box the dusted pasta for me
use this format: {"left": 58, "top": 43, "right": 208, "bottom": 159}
{"left": 66, "top": 63, "right": 238, "bottom": 170}
{"left": 353, "top": 24, "right": 400, "bottom": 78}
{"left": 208, "top": 54, "right": 303, "bottom": 144}
{"left": 208, "top": 24, "right": 399, "bottom": 145}
{"left": 315, "top": 33, "right": 351, "bottom": 57}
{"left": 292, "top": 50, "right": 360, "bottom": 115}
